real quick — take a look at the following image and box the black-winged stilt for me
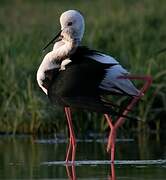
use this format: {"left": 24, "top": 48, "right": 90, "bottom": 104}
{"left": 37, "top": 10, "right": 152, "bottom": 164}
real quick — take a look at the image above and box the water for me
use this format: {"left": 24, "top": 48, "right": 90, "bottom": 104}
{"left": 0, "top": 134, "right": 166, "bottom": 179}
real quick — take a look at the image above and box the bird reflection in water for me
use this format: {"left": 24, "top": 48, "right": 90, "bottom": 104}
{"left": 65, "top": 165, "right": 76, "bottom": 180}
{"left": 65, "top": 163, "right": 116, "bottom": 180}
{"left": 108, "top": 163, "right": 116, "bottom": 180}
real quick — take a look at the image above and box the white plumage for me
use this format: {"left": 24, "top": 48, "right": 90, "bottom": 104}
{"left": 37, "top": 10, "right": 85, "bottom": 94}
{"left": 37, "top": 52, "right": 60, "bottom": 94}
{"left": 88, "top": 53, "right": 139, "bottom": 96}
{"left": 87, "top": 53, "right": 119, "bottom": 64}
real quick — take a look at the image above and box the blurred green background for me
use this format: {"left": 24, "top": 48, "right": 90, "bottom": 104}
{"left": 0, "top": 0, "right": 166, "bottom": 135}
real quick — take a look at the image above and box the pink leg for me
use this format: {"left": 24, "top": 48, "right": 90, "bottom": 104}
{"left": 105, "top": 76, "right": 152, "bottom": 162}
{"left": 104, "top": 114, "right": 116, "bottom": 162}
{"left": 114, "top": 76, "right": 152, "bottom": 129}
{"left": 66, "top": 137, "right": 72, "bottom": 162}
{"left": 65, "top": 107, "right": 76, "bottom": 164}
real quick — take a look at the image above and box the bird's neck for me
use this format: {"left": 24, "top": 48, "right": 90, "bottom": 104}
{"left": 62, "top": 37, "right": 81, "bottom": 45}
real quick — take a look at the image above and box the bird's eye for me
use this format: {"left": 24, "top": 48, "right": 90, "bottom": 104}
{"left": 67, "top": 22, "right": 73, "bottom": 26}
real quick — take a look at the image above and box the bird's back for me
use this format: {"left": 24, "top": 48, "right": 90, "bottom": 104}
{"left": 48, "top": 46, "right": 139, "bottom": 112}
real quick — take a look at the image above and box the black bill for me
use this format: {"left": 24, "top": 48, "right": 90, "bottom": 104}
{"left": 42, "top": 30, "right": 62, "bottom": 51}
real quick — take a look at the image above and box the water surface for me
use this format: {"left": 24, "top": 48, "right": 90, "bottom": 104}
{"left": 0, "top": 134, "right": 165, "bottom": 179}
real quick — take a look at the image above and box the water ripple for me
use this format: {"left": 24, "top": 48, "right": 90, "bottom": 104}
{"left": 35, "top": 138, "right": 134, "bottom": 144}
{"left": 41, "top": 159, "right": 166, "bottom": 166}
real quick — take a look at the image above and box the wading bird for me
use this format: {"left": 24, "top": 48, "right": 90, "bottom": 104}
{"left": 37, "top": 10, "right": 152, "bottom": 164}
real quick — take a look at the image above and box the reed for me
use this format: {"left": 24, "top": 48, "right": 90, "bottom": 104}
{"left": 0, "top": 0, "right": 165, "bottom": 134}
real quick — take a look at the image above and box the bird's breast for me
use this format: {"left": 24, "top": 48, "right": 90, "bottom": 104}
{"left": 48, "top": 59, "right": 107, "bottom": 98}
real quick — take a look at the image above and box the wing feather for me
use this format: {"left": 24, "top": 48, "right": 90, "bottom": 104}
{"left": 87, "top": 52, "right": 139, "bottom": 96}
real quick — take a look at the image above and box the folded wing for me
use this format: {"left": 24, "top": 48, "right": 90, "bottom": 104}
{"left": 87, "top": 53, "right": 140, "bottom": 96}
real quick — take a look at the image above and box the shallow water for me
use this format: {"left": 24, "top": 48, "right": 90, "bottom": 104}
{"left": 0, "top": 134, "right": 166, "bottom": 179}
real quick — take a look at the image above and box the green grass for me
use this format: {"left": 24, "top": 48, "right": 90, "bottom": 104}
{"left": 0, "top": 0, "right": 166, "bottom": 134}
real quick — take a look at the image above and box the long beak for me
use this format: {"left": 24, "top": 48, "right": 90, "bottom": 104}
{"left": 42, "top": 30, "right": 62, "bottom": 51}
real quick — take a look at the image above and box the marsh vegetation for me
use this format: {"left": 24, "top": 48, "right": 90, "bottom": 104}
{"left": 0, "top": 0, "right": 166, "bottom": 134}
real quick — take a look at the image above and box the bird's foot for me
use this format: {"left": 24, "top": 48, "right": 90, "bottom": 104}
{"left": 59, "top": 66, "right": 66, "bottom": 71}
{"left": 59, "top": 59, "right": 72, "bottom": 71}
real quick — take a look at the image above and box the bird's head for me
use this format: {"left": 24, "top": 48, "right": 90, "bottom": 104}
{"left": 60, "top": 10, "right": 85, "bottom": 41}
{"left": 43, "top": 10, "right": 85, "bottom": 51}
